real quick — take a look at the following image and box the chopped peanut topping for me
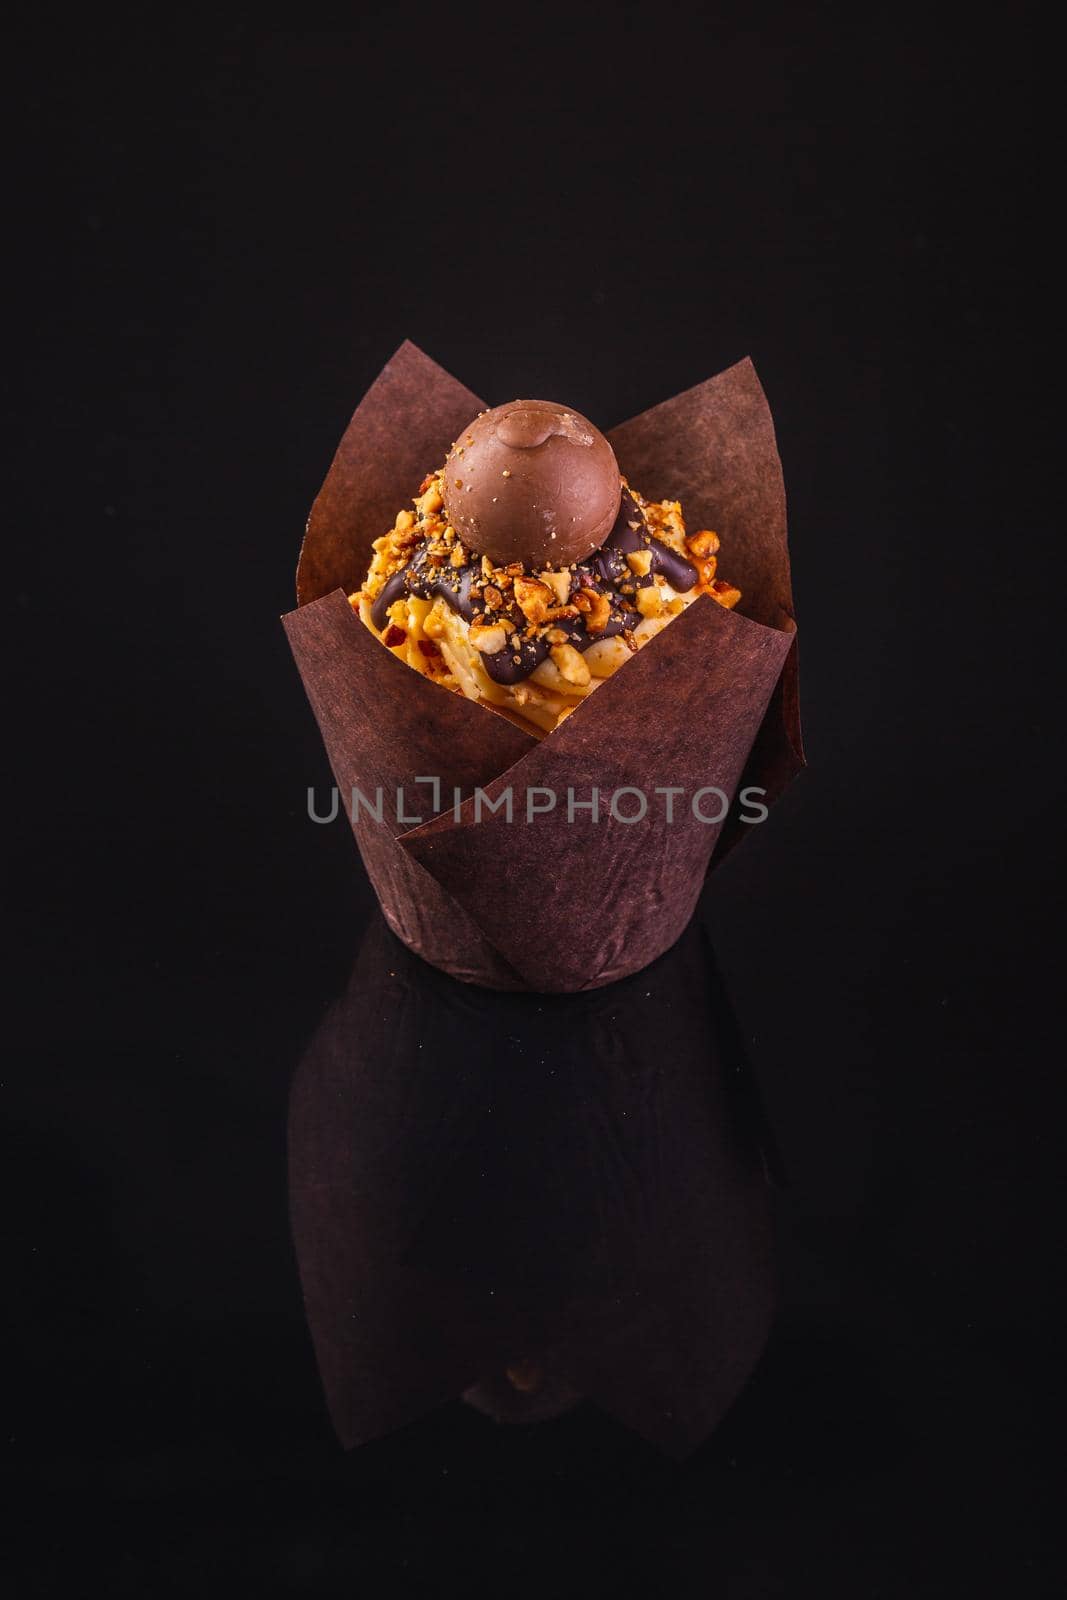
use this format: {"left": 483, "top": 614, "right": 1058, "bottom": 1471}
{"left": 573, "top": 588, "right": 612, "bottom": 634}
{"left": 514, "top": 574, "right": 554, "bottom": 624}
{"left": 550, "top": 642, "right": 591, "bottom": 687}
{"left": 355, "top": 463, "right": 742, "bottom": 734}
{"left": 469, "top": 621, "right": 507, "bottom": 654}
{"left": 539, "top": 570, "right": 572, "bottom": 605}
{"left": 709, "top": 580, "right": 742, "bottom": 609}
{"left": 416, "top": 482, "right": 443, "bottom": 515}
{"left": 635, "top": 583, "right": 664, "bottom": 619}
{"left": 686, "top": 528, "right": 720, "bottom": 558}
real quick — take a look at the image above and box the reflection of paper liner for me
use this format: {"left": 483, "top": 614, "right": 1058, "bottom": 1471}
{"left": 284, "top": 342, "right": 804, "bottom": 992}
{"left": 288, "top": 911, "right": 778, "bottom": 1457}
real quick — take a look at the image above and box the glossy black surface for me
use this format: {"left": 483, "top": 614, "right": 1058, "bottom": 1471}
{"left": 8, "top": 17, "right": 1056, "bottom": 1597}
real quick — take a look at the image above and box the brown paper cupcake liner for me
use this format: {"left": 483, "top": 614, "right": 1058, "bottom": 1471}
{"left": 283, "top": 341, "right": 804, "bottom": 991}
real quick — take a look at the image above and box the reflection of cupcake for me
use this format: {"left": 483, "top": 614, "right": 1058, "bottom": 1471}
{"left": 353, "top": 400, "right": 741, "bottom": 734}
{"left": 284, "top": 342, "right": 804, "bottom": 992}
{"left": 288, "top": 909, "right": 779, "bottom": 1456}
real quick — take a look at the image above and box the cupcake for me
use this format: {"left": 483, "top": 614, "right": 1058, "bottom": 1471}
{"left": 284, "top": 342, "right": 803, "bottom": 992}
{"left": 352, "top": 400, "right": 742, "bottom": 734}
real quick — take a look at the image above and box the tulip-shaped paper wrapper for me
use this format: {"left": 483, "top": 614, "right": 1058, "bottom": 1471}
{"left": 284, "top": 342, "right": 803, "bottom": 991}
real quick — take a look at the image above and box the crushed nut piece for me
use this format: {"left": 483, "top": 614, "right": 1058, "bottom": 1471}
{"left": 514, "top": 574, "right": 554, "bottom": 624}
{"left": 626, "top": 549, "right": 653, "bottom": 577}
{"left": 573, "top": 588, "right": 612, "bottom": 633}
{"left": 550, "top": 642, "right": 591, "bottom": 687}
{"left": 635, "top": 583, "right": 664, "bottom": 619}
{"left": 709, "top": 580, "right": 742, "bottom": 609}
{"left": 686, "top": 529, "right": 720, "bottom": 558}
{"left": 539, "top": 570, "right": 571, "bottom": 605}
{"left": 469, "top": 621, "right": 508, "bottom": 654}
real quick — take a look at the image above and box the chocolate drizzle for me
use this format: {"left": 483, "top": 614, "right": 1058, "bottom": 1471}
{"left": 370, "top": 488, "right": 699, "bottom": 686}
{"left": 370, "top": 563, "right": 478, "bottom": 633}
{"left": 595, "top": 499, "right": 700, "bottom": 594}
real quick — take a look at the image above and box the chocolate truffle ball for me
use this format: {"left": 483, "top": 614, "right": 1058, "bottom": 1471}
{"left": 442, "top": 400, "right": 622, "bottom": 570}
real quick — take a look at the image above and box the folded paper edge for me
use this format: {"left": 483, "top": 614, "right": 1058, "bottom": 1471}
{"left": 282, "top": 588, "right": 540, "bottom": 768}
{"left": 296, "top": 339, "right": 488, "bottom": 608}
{"left": 608, "top": 352, "right": 756, "bottom": 437}
{"left": 395, "top": 597, "right": 795, "bottom": 851}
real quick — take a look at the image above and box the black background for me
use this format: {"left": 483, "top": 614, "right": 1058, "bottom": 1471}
{"left": 7, "top": 14, "right": 1059, "bottom": 1597}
